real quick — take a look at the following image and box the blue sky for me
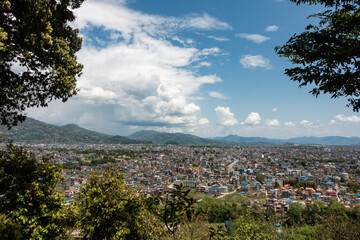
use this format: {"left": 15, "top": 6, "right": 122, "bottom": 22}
{"left": 28, "top": 0, "right": 360, "bottom": 138}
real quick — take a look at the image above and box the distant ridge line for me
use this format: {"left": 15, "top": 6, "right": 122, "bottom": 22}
{"left": 1, "top": 118, "right": 359, "bottom": 145}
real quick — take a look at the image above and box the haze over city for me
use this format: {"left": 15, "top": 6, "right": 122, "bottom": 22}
{"left": 27, "top": 0, "right": 360, "bottom": 138}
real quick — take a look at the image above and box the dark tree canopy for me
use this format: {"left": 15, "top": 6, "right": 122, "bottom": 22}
{"left": 275, "top": 0, "right": 360, "bottom": 111}
{"left": 0, "top": 143, "right": 70, "bottom": 239}
{"left": 0, "top": 0, "right": 84, "bottom": 128}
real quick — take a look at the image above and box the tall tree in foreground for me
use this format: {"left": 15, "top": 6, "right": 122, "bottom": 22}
{"left": 0, "top": 0, "right": 84, "bottom": 236}
{"left": 0, "top": 143, "right": 71, "bottom": 239}
{"left": 275, "top": 0, "right": 360, "bottom": 111}
{"left": 0, "top": 0, "right": 84, "bottom": 128}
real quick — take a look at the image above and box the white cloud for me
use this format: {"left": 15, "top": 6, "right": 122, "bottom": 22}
{"left": 335, "top": 114, "right": 360, "bottom": 123}
{"left": 266, "top": 119, "right": 280, "bottom": 126}
{"left": 272, "top": 107, "right": 278, "bottom": 112}
{"left": 209, "top": 91, "right": 227, "bottom": 99}
{"left": 198, "top": 118, "right": 210, "bottom": 125}
{"left": 300, "top": 120, "right": 313, "bottom": 128}
{"left": 78, "top": 87, "right": 118, "bottom": 103}
{"left": 198, "top": 47, "right": 222, "bottom": 56}
{"left": 244, "top": 112, "right": 261, "bottom": 125}
{"left": 240, "top": 55, "right": 271, "bottom": 69}
{"left": 236, "top": 33, "right": 270, "bottom": 43}
{"left": 215, "top": 106, "right": 238, "bottom": 126}
{"left": 184, "top": 13, "right": 232, "bottom": 30}
{"left": 208, "top": 35, "right": 229, "bottom": 41}
{"left": 197, "top": 61, "right": 212, "bottom": 67}
{"left": 284, "top": 121, "right": 296, "bottom": 127}
{"left": 49, "top": 0, "right": 229, "bottom": 129}
{"left": 74, "top": 1, "right": 231, "bottom": 41}
{"left": 329, "top": 120, "right": 336, "bottom": 125}
{"left": 266, "top": 25, "right": 279, "bottom": 32}
{"left": 171, "top": 36, "right": 195, "bottom": 46}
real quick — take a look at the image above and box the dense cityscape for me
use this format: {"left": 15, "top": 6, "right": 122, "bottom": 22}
{"left": 10, "top": 143, "right": 360, "bottom": 211}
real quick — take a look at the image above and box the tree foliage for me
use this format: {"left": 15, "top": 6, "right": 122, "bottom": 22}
{"left": 149, "top": 184, "right": 195, "bottom": 239}
{"left": 76, "top": 168, "right": 163, "bottom": 240}
{"left": 347, "top": 181, "right": 360, "bottom": 193}
{"left": 286, "top": 203, "right": 304, "bottom": 226}
{"left": 0, "top": 143, "right": 70, "bottom": 239}
{"left": 255, "top": 174, "right": 265, "bottom": 184}
{"left": 275, "top": 0, "right": 360, "bottom": 111}
{"left": 229, "top": 210, "right": 275, "bottom": 240}
{"left": 0, "top": 0, "right": 84, "bottom": 128}
{"left": 208, "top": 225, "right": 226, "bottom": 240}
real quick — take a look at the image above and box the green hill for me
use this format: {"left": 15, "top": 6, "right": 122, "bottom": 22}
{"left": 0, "top": 118, "right": 144, "bottom": 144}
{"left": 127, "top": 130, "right": 230, "bottom": 145}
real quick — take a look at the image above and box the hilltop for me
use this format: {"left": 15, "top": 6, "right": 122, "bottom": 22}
{"left": 0, "top": 118, "right": 146, "bottom": 144}
{"left": 127, "top": 130, "right": 230, "bottom": 145}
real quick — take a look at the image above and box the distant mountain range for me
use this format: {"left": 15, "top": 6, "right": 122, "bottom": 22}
{"left": 0, "top": 118, "right": 359, "bottom": 145}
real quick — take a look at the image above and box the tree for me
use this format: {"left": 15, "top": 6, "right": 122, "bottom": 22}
{"left": 275, "top": 0, "right": 360, "bottom": 111}
{"left": 0, "top": 143, "right": 71, "bottom": 239}
{"left": 149, "top": 184, "right": 195, "bottom": 240}
{"left": 208, "top": 225, "right": 226, "bottom": 240}
{"left": 76, "top": 168, "right": 163, "bottom": 240}
{"left": 286, "top": 203, "right": 304, "bottom": 226}
{"left": 347, "top": 181, "right": 360, "bottom": 193}
{"left": 317, "top": 214, "right": 360, "bottom": 240}
{"left": 282, "top": 224, "right": 318, "bottom": 240}
{"left": 302, "top": 201, "right": 327, "bottom": 225}
{"left": 229, "top": 210, "right": 276, "bottom": 240}
{"left": 255, "top": 173, "right": 265, "bottom": 184}
{"left": 326, "top": 199, "right": 346, "bottom": 216}
{"left": 0, "top": 0, "right": 84, "bottom": 128}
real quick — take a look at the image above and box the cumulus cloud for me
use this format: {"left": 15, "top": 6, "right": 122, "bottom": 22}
{"left": 266, "top": 25, "right": 279, "bottom": 32}
{"left": 215, "top": 106, "right": 238, "bottom": 126}
{"left": 300, "top": 120, "right": 312, "bottom": 128}
{"left": 284, "top": 121, "right": 296, "bottom": 127}
{"left": 244, "top": 112, "right": 261, "bottom": 125}
{"left": 266, "top": 119, "right": 280, "bottom": 126}
{"left": 272, "top": 107, "right": 278, "bottom": 112}
{"left": 335, "top": 114, "right": 360, "bottom": 123}
{"left": 49, "top": 0, "right": 231, "bottom": 130}
{"left": 236, "top": 33, "right": 270, "bottom": 43}
{"left": 77, "top": 87, "right": 118, "bottom": 103}
{"left": 329, "top": 120, "right": 336, "bottom": 125}
{"left": 198, "top": 118, "right": 210, "bottom": 125}
{"left": 208, "top": 91, "right": 227, "bottom": 99}
{"left": 240, "top": 55, "right": 271, "bottom": 69}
